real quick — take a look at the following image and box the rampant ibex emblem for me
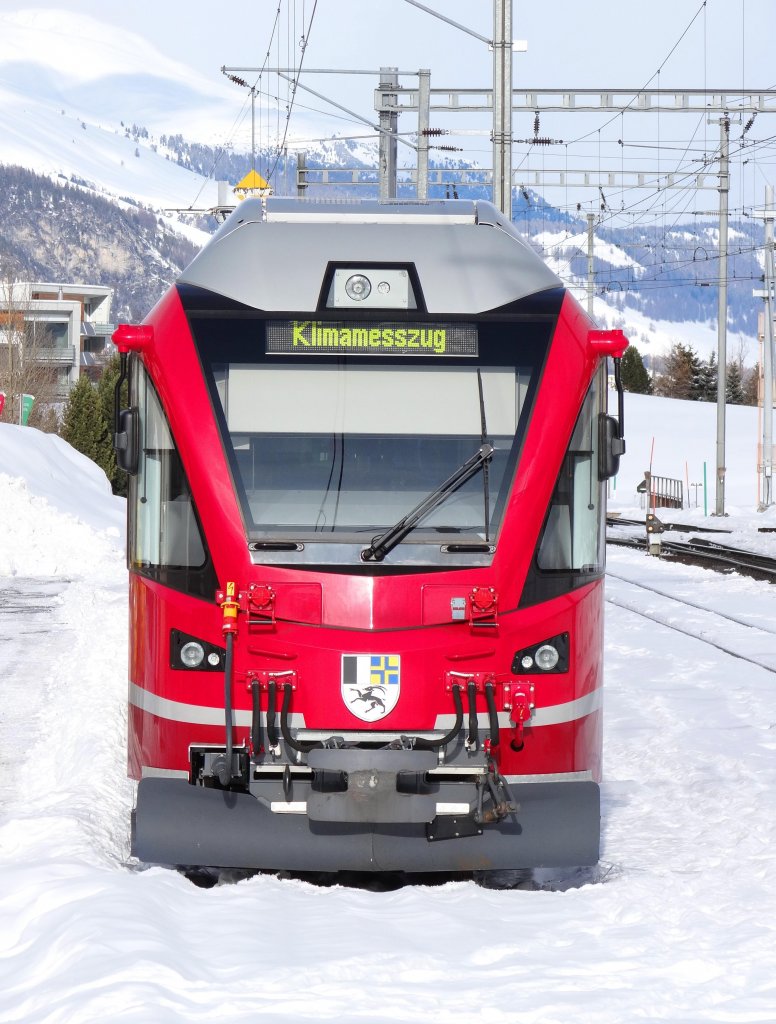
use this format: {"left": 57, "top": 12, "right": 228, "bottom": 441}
{"left": 341, "top": 655, "right": 401, "bottom": 722}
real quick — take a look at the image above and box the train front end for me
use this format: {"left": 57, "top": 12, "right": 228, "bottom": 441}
{"left": 117, "top": 198, "right": 626, "bottom": 873}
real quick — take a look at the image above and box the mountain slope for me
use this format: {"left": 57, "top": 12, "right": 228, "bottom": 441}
{"left": 0, "top": 165, "right": 199, "bottom": 321}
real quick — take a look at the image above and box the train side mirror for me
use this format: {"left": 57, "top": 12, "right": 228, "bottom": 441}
{"left": 114, "top": 407, "right": 139, "bottom": 475}
{"left": 599, "top": 413, "right": 625, "bottom": 480}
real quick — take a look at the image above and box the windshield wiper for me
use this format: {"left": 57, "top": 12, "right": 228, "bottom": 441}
{"left": 360, "top": 443, "right": 494, "bottom": 563}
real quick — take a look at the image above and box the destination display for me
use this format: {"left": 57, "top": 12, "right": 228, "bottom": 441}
{"left": 265, "top": 320, "right": 478, "bottom": 357}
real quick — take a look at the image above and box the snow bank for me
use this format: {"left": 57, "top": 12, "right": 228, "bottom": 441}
{"left": 1, "top": 400, "right": 775, "bottom": 1024}
{"left": 0, "top": 423, "right": 125, "bottom": 577}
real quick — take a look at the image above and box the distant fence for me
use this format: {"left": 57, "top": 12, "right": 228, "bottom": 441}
{"left": 637, "top": 471, "right": 683, "bottom": 510}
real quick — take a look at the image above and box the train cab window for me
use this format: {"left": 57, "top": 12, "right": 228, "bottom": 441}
{"left": 190, "top": 314, "right": 552, "bottom": 568}
{"left": 536, "top": 368, "right": 606, "bottom": 575}
{"left": 129, "top": 360, "right": 214, "bottom": 597}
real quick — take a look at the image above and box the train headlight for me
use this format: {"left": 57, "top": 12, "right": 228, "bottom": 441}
{"left": 534, "top": 644, "right": 560, "bottom": 671}
{"left": 329, "top": 267, "right": 412, "bottom": 308}
{"left": 345, "top": 274, "right": 372, "bottom": 301}
{"left": 511, "top": 633, "right": 569, "bottom": 674}
{"left": 180, "top": 641, "right": 205, "bottom": 668}
{"left": 171, "top": 630, "right": 225, "bottom": 672}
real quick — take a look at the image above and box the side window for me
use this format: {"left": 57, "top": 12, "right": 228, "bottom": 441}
{"left": 129, "top": 360, "right": 216, "bottom": 598}
{"left": 537, "top": 368, "right": 606, "bottom": 574}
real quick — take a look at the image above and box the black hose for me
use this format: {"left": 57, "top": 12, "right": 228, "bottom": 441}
{"left": 113, "top": 351, "right": 128, "bottom": 437}
{"left": 217, "top": 632, "right": 234, "bottom": 786}
{"left": 485, "top": 682, "right": 500, "bottom": 748}
{"left": 250, "top": 680, "right": 262, "bottom": 758}
{"left": 466, "top": 680, "right": 478, "bottom": 749}
{"left": 414, "top": 684, "right": 464, "bottom": 750}
{"left": 279, "top": 684, "right": 323, "bottom": 753}
{"left": 267, "top": 681, "right": 279, "bottom": 750}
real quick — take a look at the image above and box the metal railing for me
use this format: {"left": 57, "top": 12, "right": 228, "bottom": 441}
{"left": 638, "top": 471, "right": 684, "bottom": 510}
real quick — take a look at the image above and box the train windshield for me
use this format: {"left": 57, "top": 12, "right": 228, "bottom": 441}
{"left": 193, "top": 316, "right": 550, "bottom": 566}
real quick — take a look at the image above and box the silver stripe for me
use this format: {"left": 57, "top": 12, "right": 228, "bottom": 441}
{"left": 504, "top": 770, "right": 594, "bottom": 784}
{"left": 434, "top": 688, "right": 603, "bottom": 731}
{"left": 532, "top": 688, "right": 603, "bottom": 726}
{"left": 140, "top": 765, "right": 590, "bottom": 788}
{"left": 140, "top": 766, "right": 189, "bottom": 780}
{"left": 128, "top": 682, "right": 307, "bottom": 728}
{"left": 129, "top": 682, "right": 601, "bottom": 734}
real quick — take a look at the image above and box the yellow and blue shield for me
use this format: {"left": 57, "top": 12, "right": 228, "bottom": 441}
{"left": 341, "top": 654, "right": 401, "bottom": 722}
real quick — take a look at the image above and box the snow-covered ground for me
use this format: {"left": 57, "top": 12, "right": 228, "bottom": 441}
{"left": 1, "top": 389, "right": 775, "bottom": 1022}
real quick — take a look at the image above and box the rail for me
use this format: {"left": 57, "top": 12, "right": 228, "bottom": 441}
{"left": 607, "top": 528, "right": 776, "bottom": 583}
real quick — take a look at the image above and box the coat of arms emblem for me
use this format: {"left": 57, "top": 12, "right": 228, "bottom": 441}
{"left": 341, "top": 654, "right": 401, "bottom": 722}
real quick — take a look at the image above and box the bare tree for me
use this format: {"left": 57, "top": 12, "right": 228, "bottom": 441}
{"left": 0, "top": 263, "right": 63, "bottom": 430}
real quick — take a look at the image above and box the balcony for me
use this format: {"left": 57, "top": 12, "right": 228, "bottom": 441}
{"left": 34, "top": 345, "right": 76, "bottom": 366}
{"left": 82, "top": 321, "right": 116, "bottom": 338}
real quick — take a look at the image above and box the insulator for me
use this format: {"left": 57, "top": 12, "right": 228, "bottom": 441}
{"left": 421, "top": 128, "right": 446, "bottom": 137}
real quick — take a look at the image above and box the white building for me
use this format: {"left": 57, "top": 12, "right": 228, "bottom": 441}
{"left": 0, "top": 281, "right": 114, "bottom": 399}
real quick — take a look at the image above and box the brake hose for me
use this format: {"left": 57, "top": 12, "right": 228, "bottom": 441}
{"left": 279, "top": 684, "right": 324, "bottom": 753}
{"left": 413, "top": 684, "right": 464, "bottom": 750}
{"left": 250, "top": 679, "right": 262, "bottom": 757}
{"left": 267, "top": 681, "right": 279, "bottom": 750}
{"left": 485, "top": 681, "right": 500, "bottom": 748}
{"left": 466, "top": 680, "right": 479, "bottom": 749}
{"left": 273, "top": 682, "right": 464, "bottom": 756}
{"left": 216, "top": 631, "right": 235, "bottom": 785}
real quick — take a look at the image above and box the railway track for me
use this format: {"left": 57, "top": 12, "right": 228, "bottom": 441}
{"left": 606, "top": 518, "right": 776, "bottom": 583}
{"left": 605, "top": 570, "right": 776, "bottom": 675}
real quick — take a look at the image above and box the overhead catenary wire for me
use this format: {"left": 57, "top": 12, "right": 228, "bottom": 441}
{"left": 265, "top": 0, "right": 320, "bottom": 183}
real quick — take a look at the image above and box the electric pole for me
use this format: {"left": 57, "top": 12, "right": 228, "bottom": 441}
{"left": 715, "top": 116, "right": 730, "bottom": 516}
{"left": 754, "top": 184, "right": 775, "bottom": 509}
{"left": 378, "top": 67, "right": 399, "bottom": 201}
{"left": 492, "top": 0, "right": 512, "bottom": 217}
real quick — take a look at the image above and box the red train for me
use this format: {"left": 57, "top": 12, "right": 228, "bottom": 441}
{"left": 113, "top": 197, "right": 627, "bottom": 874}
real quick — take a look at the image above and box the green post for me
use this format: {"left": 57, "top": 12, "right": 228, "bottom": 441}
{"left": 20, "top": 394, "right": 34, "bottom": 426}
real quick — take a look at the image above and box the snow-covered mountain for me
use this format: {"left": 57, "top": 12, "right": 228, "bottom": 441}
{"left": 0, "top": 9, "right": 238, "bottom": 141}
{"left": 0, "top": 8, "right": 236, "bottom": 211}
{"left": 0, "top": 7, "right": 761, "bottom": 360}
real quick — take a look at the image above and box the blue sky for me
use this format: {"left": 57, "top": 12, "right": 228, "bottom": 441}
{"left": 3, "top": 0, "right": 770, "bottom": 91}
{"left": 1, "top": 1, "right": 774, "bottom": 215}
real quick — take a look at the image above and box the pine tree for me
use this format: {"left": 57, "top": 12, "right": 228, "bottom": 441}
{"left": 620, "top": 345, "right": 652, "bottom": 394}
{"left": 96, "top": 354, "right": 128, "bottom": 496}
{"left": 726, "top": 360, "right": 745, "bottom": 405}
{"left": 698, "top": 352, "right": 718, "bottom": 403}
{"left": 61, "top": 373, "right": 114, "bottom": 478}
{"left": 654, "top": 342, "right": 697, "bottom": 399}
{"left": 688, "top": 346, "right": 704, "bottom": 400}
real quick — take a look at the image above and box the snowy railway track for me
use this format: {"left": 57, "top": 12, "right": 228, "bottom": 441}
{"left": 607, "top": 518, "right": 776, "bottom": 583}
{"left": 606, "top": 569, "right": 776, "bottom": 675}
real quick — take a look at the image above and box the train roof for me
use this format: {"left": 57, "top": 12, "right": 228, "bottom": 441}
{"left": 178, "top": 197, "right": 563, "bottom": 315}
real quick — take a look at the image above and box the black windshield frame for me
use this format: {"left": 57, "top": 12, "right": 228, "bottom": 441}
{"left": 184, "top": 286, "right": 561, "bottom": 567}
